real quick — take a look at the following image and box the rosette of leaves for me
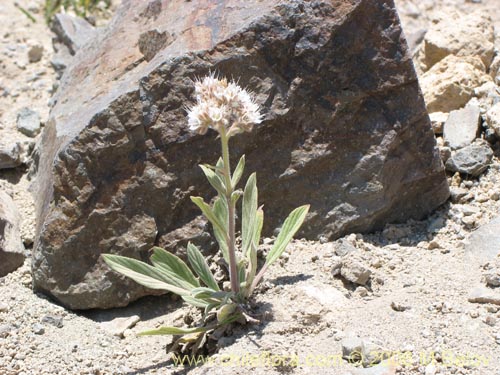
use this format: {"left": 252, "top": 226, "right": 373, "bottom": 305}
{"left": 103, "top": 75, "right": 309, "bottom": 354}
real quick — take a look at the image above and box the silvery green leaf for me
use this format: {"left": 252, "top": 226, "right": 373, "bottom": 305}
{"left": 191, "top": 196, "right": 227, "bottom": 239}
{"left": 265, "top": 205, "right": 309, "bottom": 266}
{"left": 102, "top": 254, "right": 189, "bottom": 296}
{"left": 150, "top": 247, "right": 200, "bottom": 288}
{"left": 215, "top": 157, "right": 225, "bottom": 178}
{"left": 231, "top": 155, "right": 245, "bottom": 188}
{"left": 138, "top": 325, "right": 209, "bottom": 336}
{"left": 253, "top": 207, "right": 264, "bottom": 249}
{"left": 199, "top": 164, "right": 226, "bottom": 196}
{"left": 237, "top": 259, "right": 246, "bottom": 284}
{"left": 244, "top": 243, "right": 258, "bottom": 298}
{"left": 241, "top": 173, "right": 258, "bottom": 256}
{"left": 191, "top": 287, "right": 218, "bottom": 299}
{"left": 182, "top": 295, "right": 210, "bottom": 308}
{"left": 187, "top": 243, "right": 220, "bottom": 291}
{"left": 213, "top": 197, "right": 229, "bottom": 263}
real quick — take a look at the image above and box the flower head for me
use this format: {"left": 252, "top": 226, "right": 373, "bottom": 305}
{"left": 187, "top": 73, "right": 262, "bottom": 137}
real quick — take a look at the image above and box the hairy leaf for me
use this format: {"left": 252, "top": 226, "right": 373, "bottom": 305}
{"left": 242, "top": 173, "right": 258, "bottom": 256}
{"left": 191, "top": 196, "right": 227, "bottom": 238}
{"left": 182, "top": 295, "right": 210, "bottom": 308}
{"left": 187, "top": 243, "right": 220, "bottom": 291}
{"left": 102, "top": 254, "right": 189, "bottom": 296}
{"left": 213, "top": 197, "right": 229, "bottom": 263}
{"left": 265, "top": 205, "right": 310, "bottom": 266}
{"left": 199, "top": 165, "right": 226, "bottom": 196}
{"left": 231, "top": 155, "right": 245, "bottom": 188}
{"left": 150, "top": 247, "right": 199, "bottom": 289}
{"left": 138, "top": 325, "right": 209, "bottom": 336}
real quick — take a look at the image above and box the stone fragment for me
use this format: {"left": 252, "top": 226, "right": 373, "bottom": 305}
{"left": 439, "top": 146, "right": 451, "bottom": 163}
{"left": 485, "top": 272, "right": 500, "bottom": 288}
{"left": 341, "top": 334, "right": 388, "bottom": 369}
{"left": 0, "top": 142, "right": 22, "bottom": 169}
{"left": 450, "top": 186, "right": 469, "bottom": 203}
{"left": 300, "top": 284, "right": 346, "bottom": 308}
{"left": 0, "top": 324, "right": 12, "bottom": 338}
{"left": 443, "top": 103, "right": 481, "bottom": 150}
{"left": 445, "top": 140, "right": 493, "bottom": 177}
{"left": 465, "top": 216, "right": 500, "bottom": 263}
{"left": 335, "top": 238, "right": 357, "bottom": 257}
{"left": 391, "top": 301, "right": 409, "bottom": 311}
{"left": 41, "top": 315, "right": 64, "bottom": 328}
{"left": 473, "top": 82, "right": 500, "bottom": 113}
{"left": 100, "top": 315, "right": 140, "bottom": 338}
{"left": 343, "top": 361, "right": 397, "bottom": 375}
{"left": 469, "top": 286, "right": 500, "bottom": 306}
{"left": 486, "top": 102, "right": 500, "bottom": 137}
{"left": 16, "top": 107, "right": 41, "bottom": 137}
{"left": 429, "top": 112, "right": 447, "bottom": 134}
{"left": 341, "top": 258, "right": 372, "bottom": 286}
{"left": 422, "top": 11, "right": 495, "bottom": 70}
{"left": 341, "top": 335, "right": 364, "bottom": 361}
{"left": 331, "top": 256, "right": 343, "bottom": 276}
{"left": 0, "top": 302, "right": 8, "bottom": 312}
{"left": 32, "top": 323, "right": 45, "bottom": 335}
{"left": 28, "top": 44, "right": 44, "bottom": 63}
{"left": 33, "top": 0, "right": 449, "bottom": 309}
{"left": 420, "top": 55, "right": 492, "bottom": 112}
{"left": 0, "top": 191, "right": 25, "bottom": 277}
{"left": 51, "top": 13, "right": 96, "bottom": 54}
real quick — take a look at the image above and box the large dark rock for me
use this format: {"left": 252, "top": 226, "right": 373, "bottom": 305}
{"left": 0, "top": 191, "right": 25, "bottom": 277}
{"left": 33, "top": 0, "right": 449, "bottom": 309}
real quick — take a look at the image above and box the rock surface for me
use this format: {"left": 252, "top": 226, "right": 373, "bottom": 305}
{"left": 443, "top": 103, "right": 481, "bottom": 150}
{"left": 445, "top": 140, "right": 493, "bottom": 176}
{"left": 468, "top": 286, "right": 500, "bottom": 306}
{"left": 33, "top": 0, "right": 449, "bottom": 309}
{"left": 0, "top": 142, "right": 22, "bottom": 169}
{"left": 420, "top": 55, "right": 492, "bottom": 112}
{"left": 17, "top": 107, "right": 41, "bottom": 137}
{"left": 422, "top": 11, "right": 495, "bottom": 71}
{"left": 486, "top": 102, "right": 500, "bottom": 137}
{"left": 465, "top": 215, "right": 500, "bottom": 262}
{"left": 0, "top": 191, "right": 25, "bottom": 277}
{"left": 51, "top": 13, "right": 96, "bottom": 55}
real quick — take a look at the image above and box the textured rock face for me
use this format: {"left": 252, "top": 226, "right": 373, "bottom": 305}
{"left": 420, "top": 55, "right": 492, "bottom": 112}
{"left": 443, "top": 103, "right": 481, "bottom": 150}
{"left": 0, "top": 191, "right": 25, "bottom": 277}
{"left": 422, "top": 11, "right": 495, "bottom": 71}
{"left": 33, "top": 0, "right": 449, "bottom": 309}
{"left": 445, "top": 140, "right": 494, "bottom": 177}
{"left": 486, "top": 102, "right": 500, "bottom": 137}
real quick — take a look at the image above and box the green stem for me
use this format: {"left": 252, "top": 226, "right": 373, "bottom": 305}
{"left": 220, "top": 129, "right": 240, "bottom": 294}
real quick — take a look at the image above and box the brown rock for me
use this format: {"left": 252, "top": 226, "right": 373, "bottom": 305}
{"left": 468, "top": 286, "right": 500, "bottom": 306}
{"left": 33, "top": 0, "right": 449, "bottom": 309}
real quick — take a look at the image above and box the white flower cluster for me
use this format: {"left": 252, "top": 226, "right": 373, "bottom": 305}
{"left": 187, "top": 74, "right": 262, "bottom": 137}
